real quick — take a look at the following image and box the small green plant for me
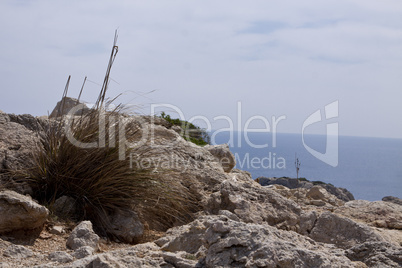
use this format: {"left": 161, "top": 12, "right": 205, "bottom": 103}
{"left": 160, "top": 112, "right": 210, "bottom": 146}
{"left": 184, "top": 254, "right": 197, "bottom": 260}
{"left": 312, "top": 180, "right": 334, "bottom": 187}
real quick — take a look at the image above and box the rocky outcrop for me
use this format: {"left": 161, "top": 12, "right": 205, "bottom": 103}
{"left": 335, "top": 200, "right": 402, "bottom": 230}
{"left": 264, "top": 184, "right": 345, "bottom": 208}
{"left": 0, "top": 112, "right": 42, "bottom": 175}
{"left": 258, "top": 177, "right": 354, "bottom": 202}
{"left": 204, "top": 144, "right": 235, "bottom": 173}
{"left": 206, "top": 179, "right": 302, "bottom": 231}
{"left": 0, "top": 190, "right": 48, "bottom": 234}
{"left": 49, "top": 97, "right": 90, "bottom": 119}
{"left": 382, "top": 196, "right": 402, "bottom": 206}
{"left": 157, "top": 214, "right": 357, "bottom": 267}
{"left": 346, "top": 241, "right": 402, "bottom": 267}
{"left": 309, "top": 211, "right": 384, "bottom": 248}
{"left": 0, "top": 108, "right": 400, "bottom": 268}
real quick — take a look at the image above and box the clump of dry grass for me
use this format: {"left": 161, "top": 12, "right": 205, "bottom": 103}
{"left": 19, "top": 31, "right": 200, "bottom": 240}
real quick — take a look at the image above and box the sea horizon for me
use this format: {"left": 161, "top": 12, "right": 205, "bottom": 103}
{"left": 212, "top": 131, "right": 402, "bottom": 201}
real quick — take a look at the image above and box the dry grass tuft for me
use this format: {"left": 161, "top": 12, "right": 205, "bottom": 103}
{"left": 17, "top": 31, "right": 200, "bottom": 240}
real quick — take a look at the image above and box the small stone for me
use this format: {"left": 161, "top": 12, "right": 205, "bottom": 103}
{"left": 66, "top": 221, "right": 99, "bottom": 250}
{"left": 49, "top": 225, "right": 64, "bottom": 235}
{"left": 310, "top": 200, "right": 326, "bottom": 206}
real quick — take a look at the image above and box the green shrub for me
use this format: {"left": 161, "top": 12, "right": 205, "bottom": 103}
{"left": 160, "top": 112, "right": 210, "bottom": 146}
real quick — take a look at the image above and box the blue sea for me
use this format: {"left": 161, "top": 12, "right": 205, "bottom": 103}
{"left": 212, "top": 132, "right": 402, "bottom": 201}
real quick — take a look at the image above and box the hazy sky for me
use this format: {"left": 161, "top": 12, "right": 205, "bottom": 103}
{"left": 1, "top": 0, "right": 401, "bottom": 138}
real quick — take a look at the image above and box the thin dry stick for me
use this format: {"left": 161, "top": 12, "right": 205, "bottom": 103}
{"left": 58, "top": 75, "right": 71, "bottom": 117}
{"left": 96, "top": 30, "right": 119, "bottom": 109}
{"left": 77, "top": 76, "right": 87, "bottom": 104}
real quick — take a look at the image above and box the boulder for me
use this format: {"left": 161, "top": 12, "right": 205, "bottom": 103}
{"left": 309, "top": 211, "right": 384, "bottom": 248}
{"left": 157, "top": 215, "right": 355, "bottom": 267}
{"left": 106, "top": 209, "right": 144, "bottom": 243}
{"left": 205, "top": 179, "right": 302, "bottom": 231}
{"left": 346, "top": 241, "right": 402, "bottom": 268}
{"left": 66, "top": 221, "right": 100, "bottom": 250}
{"left": 204, "top": 144, "right": 235, "bottom": 173}
{"left": 0, "top": 190, "right": 48, "bottom": 233}
{"left": 335, "top": 200, "right": 402, "bottom": 229}
{"left": 52, "top": 195, "right": 77, "bottom": 219}
{"left": 0, "top": 112, "right": 41, "bottom": 174}
{"left": 306, "top": 186, "right": 344, "bottom": 206}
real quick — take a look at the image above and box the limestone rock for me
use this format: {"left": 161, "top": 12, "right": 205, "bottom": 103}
{"left": 0, "top": 190, "right": 48, "bottom": 233}
{"left": 161, "top": 251, "right": 198, "bottom": 268}
{"left": 306, "top": 186, "right": 344, "bottom": 206}
{"left": 226, "top": 169, "right": 252, "bottom": 183}
{"left": 299, "top": 210, "right": 318, "bottom": 235}
{"left": 66, "top": 221, "right": 100, "bottom": 250}
{"left": 309, "top": 211, "right": 383, "bottom": 248}
{"left": 204, "top": 144, "right": 235, "bottom": 173}
{"left": 48, "top": 251, "right": 73, "bottom": 263}
{"left": 49, "top": 97, "right": 90, "bottom": 119}
{"left": 346, "top": 241, "right": 402, "bottom": 267}
{"left": 52, "top": 196, "right": 77, "bottom": 219}
{"left": 72, "top": 246, "right": 95, "bottom": 259}
{"left": 0, "top": 112, "right": 41, "bottom": 174}
{"left": 66, "top": 242, "right": 164, "bottom": 268}
{"left": 157, "top": 215, "right": 355, "bottom": 267}
{"left": 206, "top": 179, "right": 302, "bottom": 231}
{"left": 382, "top": 196, "right": 402, "bottom": 206}
{"left": 49, "top": 226, "right": 64, "bottom": 235}
{"left": 258, "top": 177, "right": 354, "bottom": 202}
{"left": 107, "top": 209, "right": 144, "bottom": 243}
{"left": 335, "top": 200, "right": 402, "bottom": 229}
{"left": 91, "top": 254, "right": 125, "bottom": 267}
{"left": 3, "top": 244, "right": 33, "bottom": 259}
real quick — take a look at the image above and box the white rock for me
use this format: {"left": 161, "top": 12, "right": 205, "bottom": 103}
{"left": 49, "top": 225, "right": 64, "bottom": 235}
{"left": 66, "top": 221, "right": 99, "bottom": 250}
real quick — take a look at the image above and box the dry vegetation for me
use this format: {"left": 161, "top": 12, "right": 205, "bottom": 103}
{"left": 16, "top": 32, "right": 200, "bottom": 241}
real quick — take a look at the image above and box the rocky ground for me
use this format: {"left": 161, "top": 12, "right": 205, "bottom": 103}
{"left": 0, "top": 106, "right": 401, "bottom": 267}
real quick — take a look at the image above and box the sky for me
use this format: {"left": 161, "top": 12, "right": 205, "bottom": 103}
{"left": 0, "top": 0, "right": 401, "bottom": 139}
